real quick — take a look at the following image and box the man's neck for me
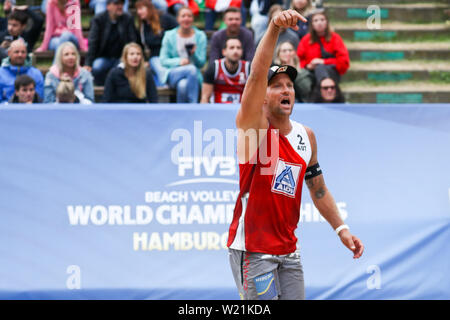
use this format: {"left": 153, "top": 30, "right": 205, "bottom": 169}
{"left": 224, "top": 59, "right": 239, "bottom": 74}
{"left": 109, "top": 12, "right": 117, "bottom": 22}
{"left": 266, "top": 114, "right": 292, "bottom": 136}
{"left": 226, "top": 27, "right": 240, "bottom": 37}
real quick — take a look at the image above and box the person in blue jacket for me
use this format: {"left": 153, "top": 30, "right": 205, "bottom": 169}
{"left": 0, "top": 39, "right": 43, "bottom": 103}
{"left": 159, "top": 6, "right": 207, "bottom": 103}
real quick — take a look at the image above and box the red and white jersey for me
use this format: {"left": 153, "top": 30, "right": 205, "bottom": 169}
{"left": 206, "top": 0, "right": 241, "bottom": 12}
{"left": 227, "top": 120, "right": 312, "bottom": 255}
{"left": 213, "top": 59, "right": 249, "bottom": 104}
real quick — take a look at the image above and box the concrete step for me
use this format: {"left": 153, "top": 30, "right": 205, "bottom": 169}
{"left": 346, "top": 42, "right": 450, "bottom": 61}
{"left": 341, "top": 81, "right": 450, "bottom": 103}
{"left": 334, "top": 22, "right": 450, "bottom": 41}
{"left": 323, "top": 3, "right": 450, "bottom": 23}
{"left": 342, "top": 60, "right": 450, "bottom": 82}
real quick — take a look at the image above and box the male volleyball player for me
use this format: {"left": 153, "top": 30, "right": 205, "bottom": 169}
{"left": 227, "top": 9, "right": 364, "bottom": 300}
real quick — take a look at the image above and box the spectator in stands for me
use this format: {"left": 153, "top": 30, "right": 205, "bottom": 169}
{"left": 208, "top": 6, "right": 255, "bottom": 63}
{"left": 273, "top": 40, "right": 310, "bottom": 102}
{"left": 296, "top": 9, "right": 350, "bottom": 98}
{"left": 240, "top": 0, "right": 251, "bottom": 27}
{"left": 88, "top": 0, "right": 168, "bottom": 14}
{"left": 268, "top": 4, "right": 300, "bottom": 48}
{"left": 0, "top": 39, "right": 43, "bottom": 103}
{"left": 36, "top": 0, "right": 88, "bottom": 53}
{"left": 204, "top": 0, "right": 241, "bottom": 31}
{"left": 85, "top": 0, "right": 138, "bottom": 86}
{"left": 201, "top": 37, "right": 249, "bottom": 104}
{"left": 89, "top": 0, "right": 129, "bottom": 14}
{"left": 0, "top": 0, "right": 7, "bottom": 33}
{"left": 8, "top": 74, "right": 42, "bottom": 103}
{"left": 249, "top": 0, "right": 283, "bottom": 44}
{"left": 290, "top": 0, "right": 315, "bottom": 40}
{"left": 103, "top": 42, "right": 158, "bottom": 103}
{"left": 310, "top": 77, "right": 345, "bottom": 103}
{"left": 160, "top": 6, "right": 206, "bottom": 103}
{"left": 44, "top": 41, "right": 94, "bottom": 104}
{"left": 0, "top": 5, "right": 44, "bottom": 60}
{"left": 166, "top": 0, "right": 200, "bottom": 17}
{"left": 135, "top": 0, "right": 178, "bottom": 87}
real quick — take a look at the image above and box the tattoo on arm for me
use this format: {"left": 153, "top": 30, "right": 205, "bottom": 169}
{"left": 306, "top": 175, "right": 327, "bottom": 199}
{"left": 315, "top": 187, "right": 326, "bottom": 199}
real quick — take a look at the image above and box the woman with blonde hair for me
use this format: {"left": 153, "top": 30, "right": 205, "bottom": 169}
{"left": 103, "top": 42, "right": 157, "bottom": 103}
{"left": 44, "top": 41, "right": 94, "bottom": 103}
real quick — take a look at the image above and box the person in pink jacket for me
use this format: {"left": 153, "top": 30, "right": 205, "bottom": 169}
{"left": 36, "top": 0, "right": 88, "bottom": 53}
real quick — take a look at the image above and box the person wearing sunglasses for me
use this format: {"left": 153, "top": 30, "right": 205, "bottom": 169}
{"left": 310, "top": 77, "right": 345, "bottom": 103}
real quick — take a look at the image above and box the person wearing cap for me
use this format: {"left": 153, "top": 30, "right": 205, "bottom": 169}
{"left": 226, "top": 9, "right": 364, "bottom": 300}
{"left": 84, "top": 0, "right": 138, "bottom": 86}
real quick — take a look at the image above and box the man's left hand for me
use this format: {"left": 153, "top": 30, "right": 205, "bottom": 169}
{"left": 339, "top": 230, "right": 364, "bottom": 259}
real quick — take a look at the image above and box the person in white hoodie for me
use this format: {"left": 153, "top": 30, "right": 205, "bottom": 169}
{"left": 44, "top": 41, "right": 94, "bottom": 103}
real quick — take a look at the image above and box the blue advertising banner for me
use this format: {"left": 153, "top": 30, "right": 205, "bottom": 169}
{"left": 0, "top": 104, "right": 449, "bottom": 300}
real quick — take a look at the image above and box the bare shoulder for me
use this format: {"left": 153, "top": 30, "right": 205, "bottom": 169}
{"left": 303, "top": 125, "right": 318, "bottom": 166}
{"left": 303, "top": 125, "right": 317, "bottom": 146}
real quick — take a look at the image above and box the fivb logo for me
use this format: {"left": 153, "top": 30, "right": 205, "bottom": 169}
{"left": 271, "top": 159, "right": 301, "bottom": 198}
{"left": 170, "top": 121, "right": 279, "bottom": 184}
{"left": 170, "top": 121, "right": 238, "bottom": 185}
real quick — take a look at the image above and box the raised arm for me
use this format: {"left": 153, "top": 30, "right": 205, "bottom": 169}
{"left": 305, "top": 126, "right": 364, "bottom": 259}
{"left": 236, "top": 10, "right": 306, "bottom": 131}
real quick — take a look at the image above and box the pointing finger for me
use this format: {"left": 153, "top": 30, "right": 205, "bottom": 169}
{"left": 292, "top": 10, "right": 307, "bottom": 23}
{"left": 285, "top": 10, "right": 294, "bottom": 27}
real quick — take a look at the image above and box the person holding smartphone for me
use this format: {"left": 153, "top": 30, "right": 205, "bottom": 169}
{"left": 159, "top": 6, "right": 206, "bottom": 103}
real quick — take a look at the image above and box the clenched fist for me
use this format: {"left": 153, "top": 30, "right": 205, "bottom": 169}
{"left": 272, "top": 9, "right": 307, "bottom": 31}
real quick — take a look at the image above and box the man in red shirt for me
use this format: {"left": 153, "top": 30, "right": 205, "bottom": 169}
{"left": 227, "top": 9, "right": 363, "bottom": 300}
{"left": 201, "top": 37, "right": 250, "bottom": 103}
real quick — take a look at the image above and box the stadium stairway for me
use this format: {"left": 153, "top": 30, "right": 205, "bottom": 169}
{"left": 326, "top": 0, "right": 450, "bottom": 103}
{"left": 29, "top": 0, "right": 450, "bottom": 103}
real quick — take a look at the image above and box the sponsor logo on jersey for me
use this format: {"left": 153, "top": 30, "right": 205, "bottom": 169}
{"left": 271, "top": 159, "right": 302, "bottom": 198}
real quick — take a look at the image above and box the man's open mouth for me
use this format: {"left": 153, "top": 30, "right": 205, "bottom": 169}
{"left": 281, "top": 98, "right": 290, "bottom": 105}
